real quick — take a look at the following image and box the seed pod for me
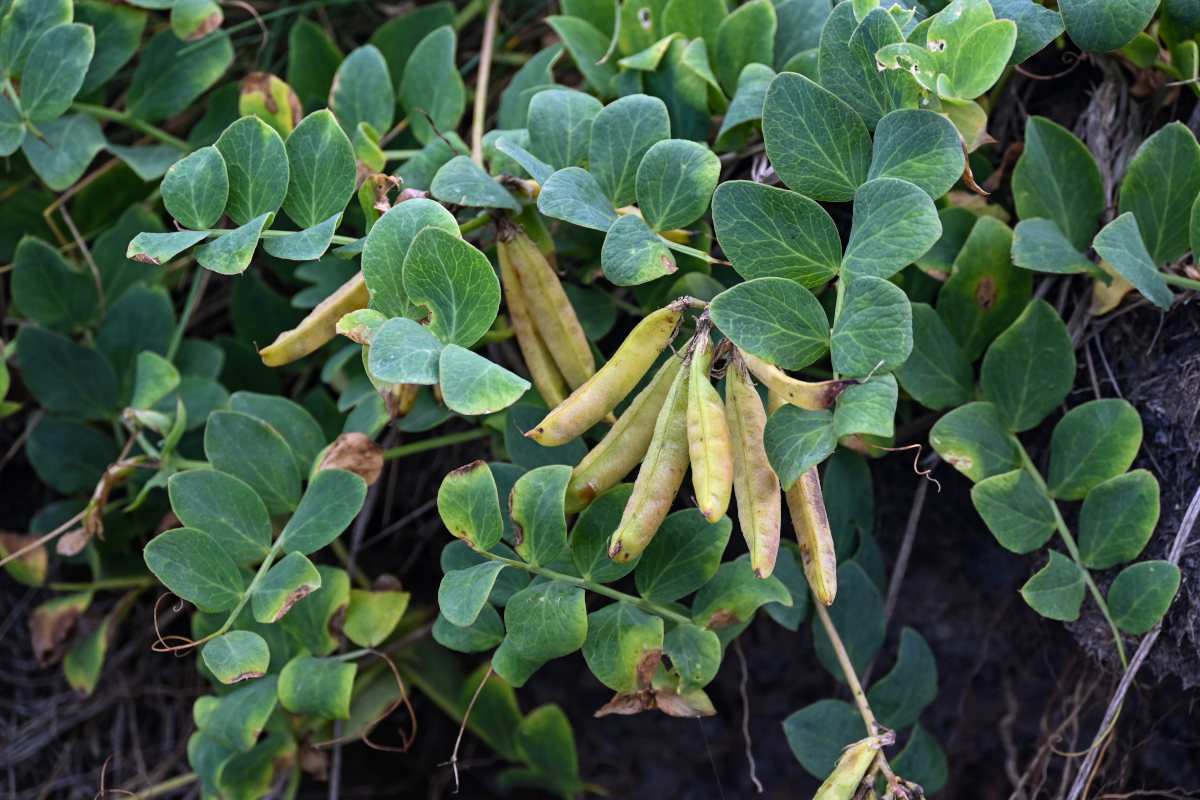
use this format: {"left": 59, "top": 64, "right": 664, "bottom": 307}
{"left": 496, "top": 216, "right": 595, "bottom": 389}
{"left": 527, "top": 303, "right": 685, "bottom": 446}
{"left": 725, "top": 351, "right": 781, "bottom": 578}
{"left": 813, "top": 736, "right": 883, "bottom": 800}
{"left": 565, "top": 355, "right": 683, "bottom": 514}
{"left": 497, "top": 232, "right": 568, "bottom": 408}
{"left": 686, "top": 320, "right": 733, "bottom": 522}
{"left": 259, "top": 272, "right": 370, "bottom": 366}
{"left": 607, "top": 362, "right": 691, "bottom": 562}
{"left": 740, "top": 350, "right": 856, "bottom": 410}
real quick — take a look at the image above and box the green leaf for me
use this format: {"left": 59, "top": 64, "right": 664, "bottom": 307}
{"left": 251, "top": 551, "right": 321, "bottom": 623}
{"left": 168, "top": 0, "right": 221, "bottom": 41}
{"left": 433, "top": 605, "right": 506, "bottom": 653}
{"left": 283, "top": 110, "right": 356, "bottom": 229}
{"left": 946, "top": 19, "right": 1017, "bottom": 99}
{"left": 980, "top": 299, "right": 1075, "bottom": 432}
{"left": 14, "top": 326, "right": 116, "bottom": 420}
{"left": 367, "top": 3, "right": 454, "bottom": 97}
{"left": 762, "top": 72, "right": 871, "bottom": 201}
{"left": 537, "top": 167, "right": 620, "bottom": 231}
{"left": 261, "top": 213, "right": 340, "bottom": 261}
{"left": 168, "top": 470, "right": 271, "bottom": 565}
{"left": 1020, "top": 550, "right": 1085, "bottom": 621}
{"left": 0, "top": 0, "right": 70, "bottom": 77}
{"left": 840, "top": 177, "right": 942, "bottom": 281}
{"left": 277, "top": 468, "right": 367, "bottom": 555}
{"left": 286, "top": 18, "right": 342, "bottom": 110}
{"left": 202, "top": 631, "right": 270, "bottom": 684}
{"left": 818, "top": 4, "right": 918, "bottom": 129}
{"left": 495, "top": 135, "right": 554, "bottom": 185}
{"left": 510, "top": 464, "right": 572, "bottom": 567}
{"left": 366, "top": 318, "right": 442, "bottom": 385}
{"left": 27, "top": 417, "right": 119, "bottom": 494}
{"left": 126, "top": 30, "right": 233, "bottom": 122}
{"left": 108, "top": 144, "right": 183, "bottom": 181}
{"left": 1012, "top": 116, "right": 1104, "bottom": 251}
{"left": 783, "top": 699, "right": 863, "bottom": 780}
{"left": 712, "top": 181, "right": 840, "bottom": 287}
{"left": 894, "top": 303, "right": 973, "bottom": 410}
{"left": 635, "top": 138, "right": 721, "bottom": 230}
{"left": 832, "top": 276, "right": 913, "bottom": 376}
{"left": 126, "top": 230, "right": 209, "bottom": 266}
{"left": 11, "top": 235, "right": 98, "bottom": 333}
{"left": 775, "top": 0, "right": 830, "bottom": 69}
{"left": 1078, "top": 470, "right": 1160, "bottom": 569}
{"left": 1108, "top": 561, "right": 1180, "bottom": 634}
{"left": 692, "top": 559, "right": 791, "bottom": 628}
{"left": 214, "top": 115, "right": 289, "bottom": 226}
{"left": 635, "top": 509, "right": 732, "bottom": 602}
{"left": 144, "top": 527, "right": 245, "bottom": 613}
{"left": 891, "top": 724, "right": 949, "bottom": 794}
{"left": 600, "top": 212, "right": 677, "bottom": 285}
{"left": 344, "top": 586, "right": 409, "bottom": 648}
{"left": 131, "top": 352, "right": 180, "bottom": 410}
{"left": 1119, "top": 123, "right": 1200, "bottom": 266}
{"left": 161, "top": 146, "right": 229, "bottom": 230}
{"left": 527, "top": 88, "right": 603, "bottom": 170}
{"left": 570, "top": 484, "right": 639, "bottom": 582}
{"left": 439, "top": 345, "right": 530, "bottom": 415}
{"left": 763, "top": 406, "right": 837, "bottom": 490}
{"left": 938, "top": 216, "right": 1029, "bottom": 360}
{"left": 582, "top": 602, "right": 664, "bottom": 693}
{"left": 61, "top": 609, "right": 114, "bottom": 696}
{"left": 930, "top": 401, "right": 1022, "bottom": 482}
{"left": 497, "top": 43, "right": 562, "bottom": 129}
{"left": 193, "top": 675, "right": 278, "bottom": 752}
{"left": 0, "top": 95, "right": 24, "bottom": 155}
{"left": 868, "top": 109, "right": 964, "bottom": 199}
{"left": 867, "top": 627, "right": 938, "bottom": 729}
{"left": 438, "top": 460, "right": 505, "bottom": 552}
{"left": 1012, "top": 218, "right": 1097, "bottom": 275}
{"left": 709, "top": 278, "right": 830, "bottom": 370}
{"left": 971, "top": 469, "right": 1056, "bottom": 553}
{"left": 812, "top": 562, "right": 886, "bottom": 681}
{"left": 545, "top": 15, "right": 617, "bottom": 96}
{"left": 589, "top": 94, "right": 670, "bottom": 207}
{"left": 992, "top": 0, "right": 1065, "bottom": 64}
{"left": 439, "top": 561, "right": 507, "bottom": 627}
{"left": 330, "top": 45, "right": 393, "bottom": 135}
{"left": 278, "top": 565, "right": 349, "bottom": 656}
{"left": 663, "top": 623, "right": 722, "bottom": 693}
{"left": 504, "top": 582, "right": 588, "bottom": 661}
{"left": 403, "top": 226, "right": 500, "bottom": 347}
{"left": 1060, "top": 0, "right": 1158, "bottom": 52}
{"left": 1046, "top": 399, "right": 1142, "bottom": 500}
{"left": 715, "top": 63, "right": 776, "bottom": 151}
{"left": 228, "top": 392, "right": 325, "bottom": 476}
{"left": 431, "top": 155, "right": 520, "bottom": 211}
{"left": 514, "top": 705, "right": 582, "bottom": 791}
{"left": 398, "top": 26, "right": 465, "bottom": 145}
{"left": 278, "top": 655, "right": 355, "bottom": 719}
{"left": 21, "top": 113, "right": 106, "bottom": 191}
{"left": 204, "top": 410, "right": 301, "bottom": 514}
{"left": 20, "top": 23, "right": 94, "bottom": 122}
{"left": 1092, "top": 213, "right": 1174, "bottom": 309}
{"left": 361, "top": 198, "right": 459, "bottom": 318}
{"left": 713, "top": 0, "right": 776, "bottom": 95}
{"left": 615, "top": 0, "right": 668, "bottom": 58}
{"left": 194, "top": 213, "right": 272, "bottom": 276}
{"left": 834, "top": 375, "right": 897, "bottom": 438}
{"left": 764, "top": 545, "right": 813, "bottom": 630}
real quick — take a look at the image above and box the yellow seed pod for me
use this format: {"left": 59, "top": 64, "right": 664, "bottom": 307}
{"left": 497, "top": 233, "right": 568, "bottom": 408}
{"left": 813, "top": 736, "right": 883, "bottom": 800}
{"left": 496, "top": 217, "right": 595, "bottom": 390}
{"left": 259, "top": 272, "right": 370, "bottom": 367}
{"left": 685, "top": 320, "right": 733, "bottom": 522}
{"left": 741, "top": 350, "right": 856, "bottom": 410}
{"left": 565, "top": 356, "right": 683, "bottom": 514}
{"left": 527, "top": 303, "right": 684, "bottom": 447}
{"left": 607, "top": 362, "right": 691, "bottom": 562}
{"left": 726, "top": 351, "right": 781, "bottom": 578}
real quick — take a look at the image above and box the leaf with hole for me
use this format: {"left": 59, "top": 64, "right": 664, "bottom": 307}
{"left": 403, "top": 227, "right": 501, "bottom": 347}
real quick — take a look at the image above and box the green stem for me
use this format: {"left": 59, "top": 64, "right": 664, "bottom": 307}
{"left": 381, "top": 149, "right": 421, "bottom": 161}
{"left": 214, "top": 542, "right": 283, "bottom": 638}
{"left": 383, "top": 428, "right": 490, "bottom": 460}
{"left": 136, "top": 772, "right": 198, "bottom": 799}
{"left": 1013, "top": 437, "right": 1129, "bottom": 669}
{"left": 71, "top": 102, "right": 191, "bottom": 152}
{"left": 475, "top": 550, "right": 693, "bottom": 626}
{"left": 458, "top": 211, "right": 491, "bottom": 236}
{"left": 1162, "top": 272, "right": 1200, "bottom": 292}
{"left": 166, "top": 267, "right": 206, "bottom": 361}
{"left": 49, "top": 576, "right": 155, "bottom": 592}
{"left": 2, "top": 77, "right": 21, "bottom": 111}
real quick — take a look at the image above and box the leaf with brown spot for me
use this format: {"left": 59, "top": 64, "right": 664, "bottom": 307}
{"left": 29, "top": 593, "right": 92, "bottom": 666}
{"left": 0, "top": 532, "right": 48, "bottom": 586}
{"left": 654, "top": 686, "right": 716, "bottom": 717}
{"left": 594, "top": 691, "right": 654, "bottom": 717}
{"left": 319, "top": 432, "right": 384, "bottom": 485}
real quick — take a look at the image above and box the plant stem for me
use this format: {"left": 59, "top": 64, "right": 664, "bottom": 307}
{"left": 49, "top": 576, "right": 155, "bottom": 592}
{"left": 136, "top": 772, "right": 198, "bottom": 799}
{"left": 470, "top": 0, "right": 502, "bottom": 166}
{"left": 383, "top": 428, "right": 491, "bottom": 460}
{"left": 1012, "top": 436, "right": 1129, "bottom": 669}
{"left": 813, "top": 602, "right": 878, "bottom": 735}
{"left": 213, "top": 541, "right": 283, "bottom": 639}
{"left": 473, "top": 550, "right": 693, "bottom": 626}
{"left": 71, "top": 103, "right": 192, "bottom": 152}
{"left": 459, "top": 211, "right": 491, "bottom": 236}
{"left": 1162, "top": 272, "right": 1200, "bottom": 292}
{"left": 381, "top": 149, "right": 420, "bottom": 161}
{"left": 166, "top": 266, "right": 208, "bottom": 361}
